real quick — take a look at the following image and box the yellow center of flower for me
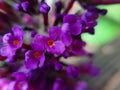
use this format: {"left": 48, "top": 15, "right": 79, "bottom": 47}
{"left": 33, "top": 52, "right": 41, "bottom": 58}
{"left": 47, "top": 40, "right": 54, "bottom": 47}
{"left": 13, "top": 40, "right": 19, "bottom": 46}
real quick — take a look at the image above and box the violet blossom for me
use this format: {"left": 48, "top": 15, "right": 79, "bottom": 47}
{"left": 25, "top": 43, "right": 45, "bottom": 69}
{"left": 0, "top": 0, "right": 109, "bottom": 90}
{"left": 0, "top": 25, "right": 24, "bottom": 57}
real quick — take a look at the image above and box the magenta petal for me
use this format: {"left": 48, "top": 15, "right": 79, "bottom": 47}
{"left": 12, "top": 25, "right": 24, "bottom": 38}
{"left": 62, "top": 33, "right": 72, "bottom": 46}
{"left": 47, "top": 41, "right": 65, "bottom": 55}
{"left": 39, "top": 53, "right": 45, "bottom": 67}
{"left": 48, "top": 26, "right": 62, "bottom": 40}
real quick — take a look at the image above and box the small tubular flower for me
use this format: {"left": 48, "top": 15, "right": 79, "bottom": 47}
{"left": 61, "top": 14, "right": 82, "bottom": 46}
{"left": 25, "top": 43, "right": 45, "bottom": 70}
{"left": 1, "top": 25, "right": 24, "bottom": 57}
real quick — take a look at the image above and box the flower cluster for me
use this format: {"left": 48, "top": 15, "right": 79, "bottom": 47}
{"left": 0, "top": 0, "right": 107, "bottom": 90}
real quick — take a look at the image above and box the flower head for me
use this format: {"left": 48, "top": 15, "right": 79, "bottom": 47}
{"left": 1, "top": 25, "right": 24, "bottom": 57}
{"left": 10, "top": 72, "right": 28, "bottom": 90}
{"left": 32, "top": 26, "right": 65, "bottom": 55}
{"left": 61, "top": 14, "right": 82, "bottom": 46}
{"left": 25, "top": 43, "right": 45, "bottom": 70}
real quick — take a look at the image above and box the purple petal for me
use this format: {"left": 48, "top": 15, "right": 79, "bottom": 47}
{"left": 61, "top": 23, "right": 70, "bottom": 33}
{"left": 31, "top": 42, "right": 44, "bottom": 52}
{"left": 13, "top": 72, "right": 26, "bottom": 81}
{"left": 25, "top": 58, "right": 38, "bottom": 70}
{"left": 33, "top": 34, "right": 47, "bottom": 46}
{"left": 21, "top": 1, "right": 29, "bottom": 12}
{"left": 48, "top": 26, "right": 62, "bottom": 40}
{"left": 70, "top": 22, "right": 82, "bottom": 35}
{"left": 7, "top": 36, "right": 23, "bottom": 49}
{"left": 39, "top": 53, "right": 45, "bottom": 67}
{"left": 15, "top": 81, "right": 28, "bottom": 90}
{"left": 25, "top": 50, "right": 38, "bottom": 69}
{"left": 47, "top": 41, "right": 65, "bottom": 55}
{"left": 0, "top": 46, "right": 16, "bottom": 57}
{"left": 54, "top": 62, "right": 62, "bottom": 71}
{"left": 82, "top": 12, "right": 99, "bottom": 22}
{"left": 75, "top": 81, "right": 87, "bottom": 90}
{"left": 12, "top": 25, "right": 24, "bottom": 38}
{"left": 40, "top": 2, "right": 50, "bottom": 14}
{"left": 14, "top": 3, "right": 20, "bottom": 10}
{"left": 63, "top": 14, "right": 78, "bottom": 24}
{"left": 3, "top": 33, "right": 12, "bottom": 43}
{"left": 70, "top": 39, "right": 86, "bottom": 55}
{"left": 31, "top": 30, "right": 37, "bottom": 38}
{"left": 53, "top": 78, "right": 67, "bottom": 90}
{"left": 62, "top": 32, "right": 72, "bottom": 46}
{"left": 86, "top": 21, "right": 97, "bottom": 28}
{"left": 66, "top": 65, "right": 80, "bottom": 78}
{"left": 89, "top": 66, "right": 100, "bottom": 76}
{"left": 53, "top": 59, "right": 62, "bottom": 71}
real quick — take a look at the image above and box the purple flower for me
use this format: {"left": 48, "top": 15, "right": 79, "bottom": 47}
{"left": 79, "top": 61, "right": 100, "bottom": 76}
{"left": 1, "top": 25, "right": 24, "bottom": 57}
{"left": 69, "top": 38, "right": 87, "bottom": 56}
{"left": 14, "top": 0, "right": 38, "bottom": 14}
{"left": 40, "top": 2, "right": 50, "bottom": 14}
{"left": 63, "top": 37, "right": 87, "bottom": 57}
{"left": 46, "top": 26, "right": 65, "bottom": 55}
{"left": 66, "top": 65, "right": 80, "bottom": 78}
{"left": 75, "top": 81, "right": 87, "bottom": 90}
{"left": 33, "top": 26, "right": 65, "bottom": 55}
{"left": 53, "top": 78, "right": 67, "bottom": 90}
{"left": 52, "top": 58, "right": 62, "bottom": 71}
{"left": 30, "top": 30, "right": 37, "bottom": 38}
{"left": 61, "top": 14, "right": 82, "bottom": 46}
{"left": 63, "top": 14, "right": 82, "bottom": 35}
{"left": 21, "top": 1, "right": 30, "bottom": 12}
{"left": 0, "top": 78, "right": 11, "bottom": 90}
{"left": 25, "top": 43, "right": 45, "bottom": 70}
{"left": 9, "top": 72, "right": 28, "bottom": 90}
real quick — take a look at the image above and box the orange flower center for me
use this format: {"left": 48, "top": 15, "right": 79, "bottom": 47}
{"left": 33, "top": 52, "right": 40, "bottom": 58}
{"left": 17, "top": 82, "right": 22, "bottom": 89}
{"left": 47, "top": 40, "right": 54, "bottom": 47}
{"left": 13, "top": 40, "right": 19, "bottom": 46}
